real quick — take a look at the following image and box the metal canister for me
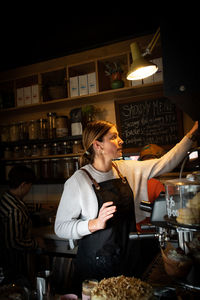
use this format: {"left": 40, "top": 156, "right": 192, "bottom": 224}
{"left": 56, "top": 115, "right": 68, "bottom": 138}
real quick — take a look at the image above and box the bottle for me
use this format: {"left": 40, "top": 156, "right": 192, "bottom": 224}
{"left": 47, "top": 112, "right": 56, "bottom": 139}
{"left": 28, "top": 120, "right": 39, "bottom": 140}
{"left": 38, "top": 118, "right": 48, "bottom": 139}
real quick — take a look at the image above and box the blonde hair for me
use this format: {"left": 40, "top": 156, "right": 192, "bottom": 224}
{"left": 80, "top": 120, "right": 114, "bottom": 166}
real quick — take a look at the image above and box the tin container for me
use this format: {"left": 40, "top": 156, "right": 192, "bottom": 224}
{"left": 56, "top": 115, "right": 68, "bottom": 138}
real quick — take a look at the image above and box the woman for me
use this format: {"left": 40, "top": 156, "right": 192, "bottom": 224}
{"left": 55, "top": 120, "right": 198, "bottom": 290}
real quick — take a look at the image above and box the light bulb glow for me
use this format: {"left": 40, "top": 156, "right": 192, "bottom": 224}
{"left": 127, "top": 65, "right": 158, "bottom": 80}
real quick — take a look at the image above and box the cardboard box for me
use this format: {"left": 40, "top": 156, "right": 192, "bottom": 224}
{"left": 31, "top": 84, "right": 40, "bottom": 104}
{"left": 131, "top": 79, "right": 143, "bottom": 87}
{"left": 24, "top": 86, "right": 32, "bottom": 105}
{"left": 87, "top": 72, "right": 97, "bottom": 94}
{"left": 16, "top": 88, "right": 24, "bottom": 107}
{"left": 70, "top": 76, "right": 79, "bottom": 97}
{"left": 153, "top": 57, "right": 163, "bottom": 82}
{"left": 79, "top": 74, "right": 88, "bottom": 96}
{"left": 143, "top": 60, "right": 154, "bottom": 84}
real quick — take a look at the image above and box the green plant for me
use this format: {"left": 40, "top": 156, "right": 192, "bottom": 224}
{"left": 104, "top": 61, "right": 123, "bottom": 76}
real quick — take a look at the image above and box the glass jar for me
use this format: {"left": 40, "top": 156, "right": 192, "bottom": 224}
{"left": 23, "top": 145, "right": 31, "bottom": 157}
{"left": 1, "top": 125, "right": 10, "bottom": 142}
{"left": 41, "top": 159, "right": 50, "bottom": 179}
{"left": 38, "top": 118, "right": 48, "bottom": 140}
{"left": 32, "top": 160, "right": 41, "bottom": 180}
{"left": 56, "top": 116, "right": 68, "bottom": 138}
{"left": 10, "top": 122, "right": 19, "bottom": 142}
{"left": 31, "top": 144, "right": 40, "bottom": 156}
{"left": 165, "top": 178, "right": 200, "bottom": 226}
{"left": 63, "top": 158, "right": 75, "bottom": 178}
{"left": 60, "top": 141, "right": 71, "bottom": 154}
{"left": 18, "top": 121, "right": 28, "bottom": 141}
{"left": 47, "top": 112, "right": 56, "bottom": 139}
{"left": 73, "top": 140, "right": 83, "bottom": 153}
{"left": 51, "top": 143, "right": 59, "bottom": 155}
{"left": 13, "top": 146, "right": 22, "bottom": 158}
{"left": 41, "top": 144, "right": 50, "bottom": 156}
{"left": 28, "top": 120, "right": 39, "bottom": 140}
{"left": 4, "top": 147, "right": 12, "bottom": 159}
{"left": 51, "top": 159, "right": 61, "bottom": 178}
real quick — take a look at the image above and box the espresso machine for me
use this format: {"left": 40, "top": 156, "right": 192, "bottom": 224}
{"left": 129, "top": 147, "right": 200, "bottom": 291}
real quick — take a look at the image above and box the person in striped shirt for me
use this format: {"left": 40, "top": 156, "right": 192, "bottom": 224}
{"left": 0, "top": 165, "right": 37, "bottom": 285}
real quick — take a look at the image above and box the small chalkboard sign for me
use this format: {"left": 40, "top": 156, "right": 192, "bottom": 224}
{"left": 115, "top": 94, "right": 183, "bottom": 152}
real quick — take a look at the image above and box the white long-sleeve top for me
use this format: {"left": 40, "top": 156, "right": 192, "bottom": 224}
{"left": 55, "top": 136, "right": 192, "bottom": 241}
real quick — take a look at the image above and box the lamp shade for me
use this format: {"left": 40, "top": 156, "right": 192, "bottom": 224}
{"left": 127, "top": 42, "right": 158, "bottom": 80}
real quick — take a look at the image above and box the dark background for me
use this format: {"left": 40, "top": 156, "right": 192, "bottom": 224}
{"left": 0, "top": 5, "right": 161, "bottom": 72}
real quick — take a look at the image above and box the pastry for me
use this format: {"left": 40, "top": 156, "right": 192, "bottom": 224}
{"left": 91, "top": 275, "right": 154, "bottom": 300}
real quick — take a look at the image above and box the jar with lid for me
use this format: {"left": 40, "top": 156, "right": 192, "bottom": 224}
{"left": 4, "top": 147, "right": 12, "bottom": 159}
{"left": 1, "top": 125, "right": 10, "bottom": 142}
{"left": 51, "top": 143, "right": 59, "bottom": 155}
{"left": 18, "top": 121, "right": 28, "bottom": 141}
{"left": 60, "top": 141, "right": 71, "bottom": 154}
{"left": 28, "top": 120, "right": 39, "bottom": 140}
{"left": 41, "top": 159, "right": 50, "bottom": 178}
{"left": 63, "top": 158, "right": 75, "bottom": 178}
{"left": 38, "top": 118, "right": 48, "bottom": 140}
{"left": 23, "top": 145, "right": 31, "bottom": 157}
{"left": 56, "top": 115, "right": 68, "bottom": 138}
{"left": 32, "top": 160, "right": 41, "bottom": 180}
{"left": 10, "top": 123, "right": 19, "bottom": 142}
{"left": 51, "top": 159, "right": 61, "bottom": 178}
{"left": 47, "top": 112, "right": 56, "bottom": 139}
{"left": 13, "top": 146, "right": 22, "bottom": 158}
{"left": 31, "top": 144, "right": 40, "bottom": 157}
{"left": 41, "top": 144, "right": 50, "bottom": 156}
{"left": 73, "top": 140, "right": 83, "bottom": 153}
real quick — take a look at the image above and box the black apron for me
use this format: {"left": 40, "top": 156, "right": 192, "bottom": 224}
{"left": 74, "top": 163, "right": 142, "bottom": 286}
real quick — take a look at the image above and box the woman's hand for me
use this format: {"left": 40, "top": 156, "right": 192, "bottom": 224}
{"left": 187, "top": 121, "right": 199, "bottom": 141}
{"left": 88, "top": 201, "right": 116, "bottom": 233}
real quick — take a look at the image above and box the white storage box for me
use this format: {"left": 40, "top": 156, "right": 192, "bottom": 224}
{"left": 69, "top": 76, "right": 79, "bottom": 97}
{"left": 24, "top": 86, "right": 32, "bottom": 105}
{"left": 16, "top": 88, "right": 24, "bottom": 107}
{"left": 153, "top": 57, "right": 163, "bottom": 82}
{"left": 79, "top": 74, "right": 88, "bottom": 96}
{"left": 87, "top": 72, "right": 97, "bottom": 94}
{"left": 31, "top": 84, "right": 40, "bottom": 104}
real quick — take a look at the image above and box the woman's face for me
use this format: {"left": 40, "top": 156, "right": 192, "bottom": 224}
{"left": 100, "top": 126, "right": 124, "bottom": 159}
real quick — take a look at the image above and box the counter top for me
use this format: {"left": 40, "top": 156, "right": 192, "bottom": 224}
{"left": 32, "top": 224, "right": 77, "bottom": 257}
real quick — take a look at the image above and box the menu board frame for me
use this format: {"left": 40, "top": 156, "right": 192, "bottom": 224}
{"left": 115, "top": 93, "right": 183, "bottom": 153}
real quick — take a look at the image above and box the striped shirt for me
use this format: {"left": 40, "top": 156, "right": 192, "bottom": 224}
{"left": 0, "top": 191, "right": 36, "bottom": 250}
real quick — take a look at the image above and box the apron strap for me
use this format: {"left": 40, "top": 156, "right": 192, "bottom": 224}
{"left": 112, "top": 162, "right": 127, "bottom": 184}
{"left": 81, "top": 168, "right": 101, "bottom": 190}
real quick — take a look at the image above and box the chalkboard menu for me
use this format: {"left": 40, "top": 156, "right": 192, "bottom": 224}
{"left": 115, "top": 96, "right": 183, "bottom": 151}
